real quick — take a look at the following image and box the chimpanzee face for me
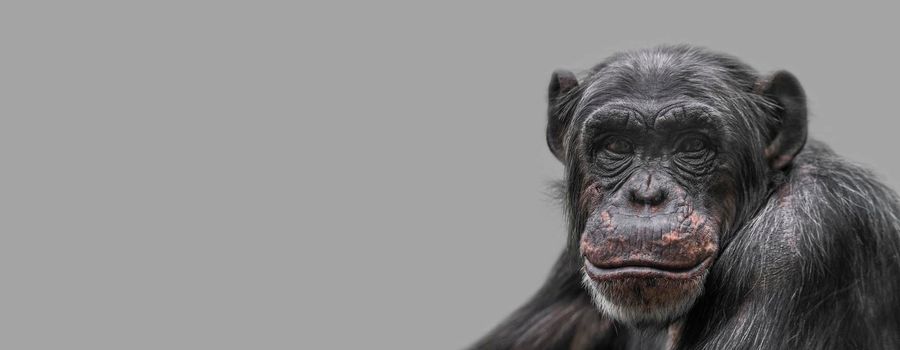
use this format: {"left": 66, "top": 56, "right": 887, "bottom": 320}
{"left": 576, "top": 100, "right": 731, "bottom": 326}
{"left": 548, "top": 49, "right": 805, "bottom": 327}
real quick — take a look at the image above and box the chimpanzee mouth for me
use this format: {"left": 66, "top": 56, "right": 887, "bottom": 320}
{"left": 583, "top": 256, "right": 714, "bottom": 281}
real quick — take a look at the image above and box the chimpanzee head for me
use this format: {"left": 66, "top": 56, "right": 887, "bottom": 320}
{"left": 547, "top": 46, "right": 807, "bottom": 326}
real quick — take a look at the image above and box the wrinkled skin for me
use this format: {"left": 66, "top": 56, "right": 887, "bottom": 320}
{"left": 472, "top": 45, "right": 900, "bottom": 350}
{"left": 577, "top": 104, "right": 726, "bottom": 326}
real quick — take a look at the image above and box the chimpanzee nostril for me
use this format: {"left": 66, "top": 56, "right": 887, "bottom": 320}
{"left": 625, "top": 170, "right": 670, "bottom": 208}
{"left": 629, "top": 187, "right": 668, "bottom": 207}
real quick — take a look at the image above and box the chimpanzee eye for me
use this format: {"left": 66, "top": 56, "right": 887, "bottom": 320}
{"left": 604, "top": 138, "right": 634, "bottom": 154}
{"left": 677, "top": 136, "right": 708, "bottom": 153}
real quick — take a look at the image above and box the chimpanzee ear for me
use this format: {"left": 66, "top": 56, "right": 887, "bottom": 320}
{"left": 758, "top": 70, "right": 808, "bottom": 170}
{"left": 547, "top": 69, "right": 579, "bottom": 162}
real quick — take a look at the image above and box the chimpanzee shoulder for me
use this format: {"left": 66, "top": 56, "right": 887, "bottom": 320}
{"left": 680, "top": 139, "right": 900, "bottom": 349}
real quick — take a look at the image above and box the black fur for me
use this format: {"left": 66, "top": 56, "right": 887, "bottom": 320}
{"left": 471, "top": 45, "right": 900, "bottom": 349}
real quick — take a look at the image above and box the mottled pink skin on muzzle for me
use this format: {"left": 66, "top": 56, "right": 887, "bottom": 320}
{"left": 580, "top": 208, "right": 718, "bottom": 273}
{"left": 578, "top": 182, "right": 721, "bottom": 320}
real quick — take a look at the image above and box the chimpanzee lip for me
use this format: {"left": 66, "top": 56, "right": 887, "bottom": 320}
{"left": 583, "top": 256, "right": 713, "bottom": 281}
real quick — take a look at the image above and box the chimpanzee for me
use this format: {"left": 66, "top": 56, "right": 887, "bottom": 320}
{"left": 471, "top": 45, "right": 900, "bottom": 349}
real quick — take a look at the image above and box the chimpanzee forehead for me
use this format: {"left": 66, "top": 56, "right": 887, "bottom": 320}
{"left": 581, "top": 100, "right": 720, "bottom": 131}
{"left": 580, "top": 69, "right": 727, "bottom": 108}
{"left": 580, "top": 47, "right": 758, "bottom": 109}
{"left": 575, "top": 67, "right": 753, "bottom": 130}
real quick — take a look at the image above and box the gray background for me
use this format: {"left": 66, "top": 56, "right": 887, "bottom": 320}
{"left": 2, "top": 1, "right": 898, "bottom": 349}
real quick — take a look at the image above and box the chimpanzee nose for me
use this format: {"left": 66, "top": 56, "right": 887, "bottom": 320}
{"left": 630, "top": 187, "right": 668, "bottom": 207}
{"left": 628, "top": 172, "right": 669, "bottom": 208}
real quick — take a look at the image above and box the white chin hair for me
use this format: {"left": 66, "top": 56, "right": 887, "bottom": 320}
{"left": 580, "top": 273, "right": 699, "bottom": 327}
